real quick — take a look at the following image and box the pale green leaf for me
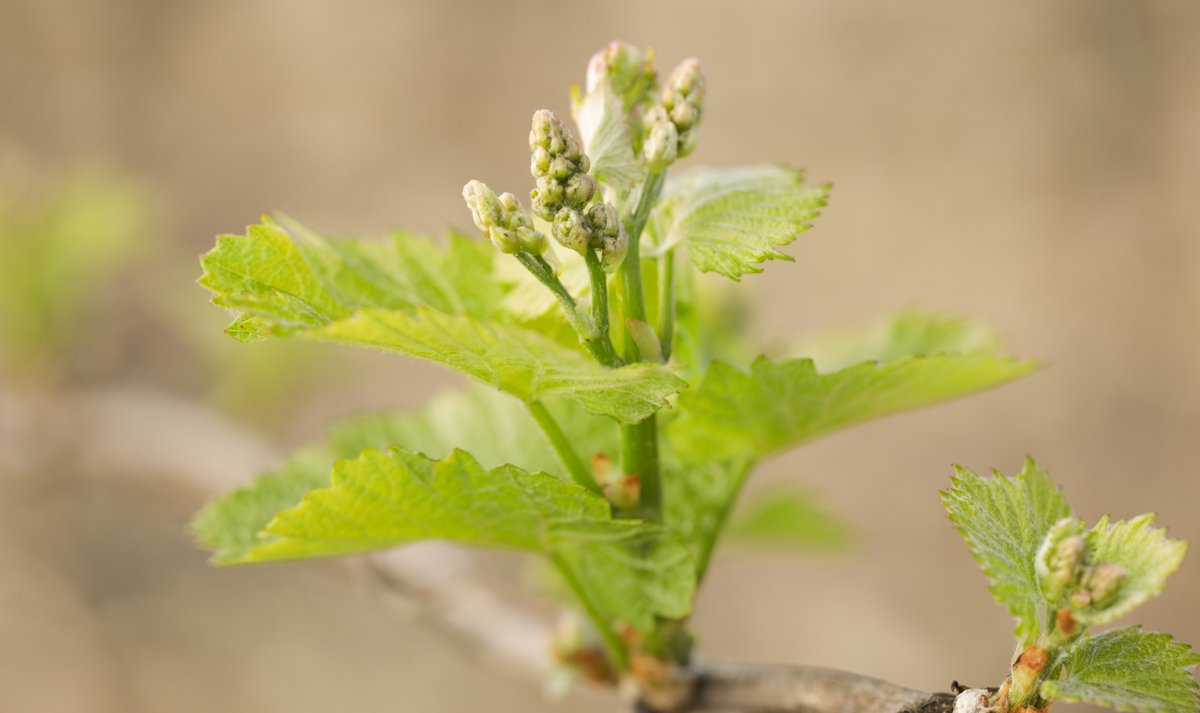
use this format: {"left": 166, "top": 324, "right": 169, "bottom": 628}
{"left": 191, "top": 447, "right": 333, "bottom": 564}
{"left": 662, "top": 455, "right": 751, "bottom": 566}
{"left": 199, "top": 220, "right": 685, "bottom": 423}
{"left": 572, "top": 81, "right": 642, "bottom": 193}
{"left": 1042, "top": 627, "right": 1200, "bottom": 713}
{"left": 795, "top": 309, "right": 1003, "bottom": 372}
{"left": 941, "top": 459, "right": 1071, "bottom": 645}
{"left": 670, "top": 352, "right": 1034, "bottom": 461}
{"left": 329, "top": 385, "right": 618, "bottom": 477}
{"left": 310, "top": 307, "right": 682, "bottom": 424}
{"left": 1079, "top": 514, "right": 1188, "bottom": 625}
{"left": 240, "top": 447, "right": 694, "bottom": 631}
{"left": 726, "top": 488, "right": 854, "bottom": 552}
{"left": 649, "top": 165, "right": 830, "bottom": 280}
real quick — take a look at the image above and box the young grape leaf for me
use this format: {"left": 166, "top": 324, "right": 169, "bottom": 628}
{"left": 199, "top": 219, "right": 686, "bottom": 423}
{"left": 311, "top": 308, "right": 682, "bottom": 423}
{"left": 661, "top": 455, "right": 752, "bottom": 571}
{"left": 1078, "top": 514, "right": 1188, "bottom": 626}
{"left": 941, "top": 459, "right": 1071, "bottom": 645}
{"left": 794, "top": 309, "right": 1004, "bottom": 372}
{"left": 234, "top": 447, "right": 694, "bottom": 631}
{"left": 192, "top": 447, "right": 334, "bottom": 564}
{"left": 670, "top": 352, "right": 1034, "bottom": 461}
{"left": 1041, "top": 627, "right": 1200, "bottom": 713}
{"left": 329, "top": 385, "right": 618, "bottom": 478}
{"left": 726, "top": 487, "right": 854, "bottom": 552}
{"left": 572, "top": 80, "right": 642, "bottom": 193}
{"left": 648, "top": 165, "right": 830, "bottom": 280}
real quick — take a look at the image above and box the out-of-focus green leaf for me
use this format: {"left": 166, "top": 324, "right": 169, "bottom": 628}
{"left": 670, "top": 352, "right": 1034, "bottom": 462}
{"left": 726, "top": 488, "right": 853, "bottom": 552}
{"left": 795, "top": 309, "right": 1004, "bottom": 371}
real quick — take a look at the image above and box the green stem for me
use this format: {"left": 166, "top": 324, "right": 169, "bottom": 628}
{"left": 515, "top": 251, "right": 620, "bottom": 367}
{"left": 550, "top": 552, "right": 628, "bottom": 670}
{"left": 583, "top": 249, "right": 622, "bottom": 368}
{"left": 621, "top": 417, "right": 661, "bottom": 520}
{"left": 658, "top": 248, "right": 676, "bottom": 362}
{"left": 616, "top": 170, "right": 668, "bottom": 521}
{"left": 526, "top": 400, "right": 600, "bottom": 495}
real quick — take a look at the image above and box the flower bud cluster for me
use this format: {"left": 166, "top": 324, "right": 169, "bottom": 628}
{"left": 585, "top": 41, "right": 656, "bottom": 111}
{"left": 529, "top": 110, "right": 628, "bottom": 271}
{"left": 462, "top": 180, "right": 547, "bottom": 256}
{"left": 1036, "top": 517, "right": 1127, "bottom": 619}
{"left": 642, "top": 58, "right": 705, "bottom": 171}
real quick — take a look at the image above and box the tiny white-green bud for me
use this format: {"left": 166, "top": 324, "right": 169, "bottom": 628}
{"left": 532, "top": 147, "right": 551, "bottom": 174}
{"left": 670, "top": 101, "right": 699, "bottom": 130}
{"left": 553, "top": 207, "right": 591, "bottom": 254}
{"left": 677, "top": 129, "right": 700, "bottom": 159}
{"left": 489, "top": 226, "right": 521, "bottom": 254}
{"left": 530, "top": 189, "right": 555, "bottom": 222}
{"left": 668, "top": 57, "right": 705, "bottom": 102}
{"left": 463, "top": 180, "right": 502, "bottom": 234}
{"left": 564, "top": 172, "right": 597, "bottom": 205}
{"left": 549, "top": 156, "right": 573, "bottom": 180}
{"left": 643, "top": 121, "right": 679, "bottom": 172}
{"left": 1036, "top": 517, "right": 1086, "bottom": 604}
{"left": 538, "top": 176, "right": 565, "bottom": 204}
{"left": 584, "top": 202, "right": 620, "bottom": 238}
{"left": 1082, "top": 562, "right": 1126, "bottom": 607}
{"left": 601, "top": 229, "right": 628, "bottom": 272}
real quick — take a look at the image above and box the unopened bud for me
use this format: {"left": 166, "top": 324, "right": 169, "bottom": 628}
{"left": 1082, "top": 562, "right": 1126, "bottom": 608}
{"left": 463, "top": 180, "right": 502, "bottom": 234}
{"left": 528, "top": 109, "right": 596, "bottom": 221}
{"left": 649, "top": 57, "right": 705, "bottom": 160}
{"left": 564, "top": 172, "right": 597, "bottom": 204}
{"left": 625, "top": 319, "right": 663, "bottom": 363}
{"left": 553, "top": 207, "right": 591, "bottom": 254}
{"left": 1009, "top": 645, "right": 1048, "bottom": 708}
{"left": 603, "top": 474, "right": 641, "bottom": 511}
{"left": 600, "top": 229, "right": 628, "bottom": 272}
{"left": 643, "top": 120, "right": 679, "bottom": 173}
{"left": 462, "top": 180, "right": 546, "bottom": 256}
{"left": 585, "top": 41, "right": 657, "bottom": 110}
{"left": 1036, "top": 518, "right": 1085, "bottom": 604}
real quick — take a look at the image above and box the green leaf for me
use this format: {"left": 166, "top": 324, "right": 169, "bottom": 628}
{"left": 330, "top": 385, "right": 618, "bottom": 476}
{"left": 191, "top": 447, "right": 334, "bottom": 563}
{"left": 941, "top": 459, "right": 1072, "bottom": 645}
{"left": 649, "top": 165, "right": 830, "bottom": 280}
{"left": 0, "top": 173, "right": 146, "bottom": 369}
{"left": 238, "top": 447, "right": 694, "bottom": 631}
{"left": 571, "top": 81, "right": 642, "bottom": 193}
{"left": 670, "top": 352, "right": 1034, "bottom": 462}
{"left": 795, "top": 309, "right": 1004, "bottom": 372}
{"left": 1042, "top": 627, "right": 1200, "bottom": 713}
{"left": 1079, "top": 514, "right": 1188, "bottom": 625}
{"left": 726, "top": 488, "right": 853, "bottom": 552}
{"left": 311, "top": 308, "right": 682, "bottom": 423}
{"left": 662, "top": 455, "right": 751, "bottom": 564}
{"left": 199, "top": 219, "right": 685, "bottom": 424}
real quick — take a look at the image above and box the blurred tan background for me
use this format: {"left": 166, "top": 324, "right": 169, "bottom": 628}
{"left": 1, "top": 1, "right": 1198, "bottom": 711}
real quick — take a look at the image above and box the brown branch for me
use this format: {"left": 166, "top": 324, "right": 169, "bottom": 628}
{"left": 641, "top": 659, "right": 955, "bottom": 713}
